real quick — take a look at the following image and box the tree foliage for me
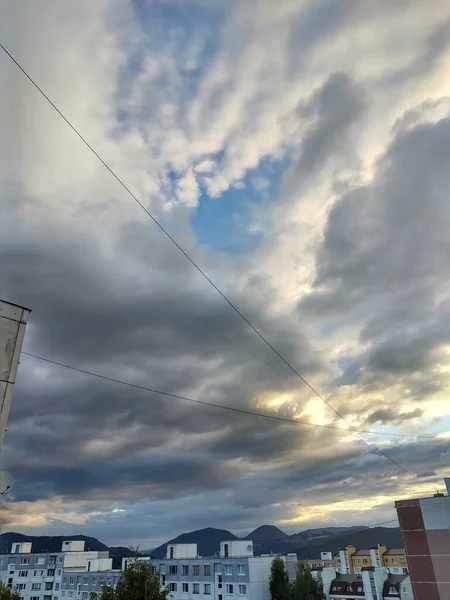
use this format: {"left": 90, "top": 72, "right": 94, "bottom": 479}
{"left": 93, "top": 560, "right": 169, "bottom": 600}
{"left": 291, "top": 560, "right": 324, "bottom": 600}
{"left": 269, "top": 556, "right": 291, "bottom": 600}
{"left": 0, "top": 583, "right": 21, "bottom": 600}
{"left": 270, "top": 558, "right": 324, "bottom": 600}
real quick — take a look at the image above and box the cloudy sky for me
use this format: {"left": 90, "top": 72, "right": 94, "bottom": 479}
{"left": 1, "top": 0, "right": 450, "bottom": 548}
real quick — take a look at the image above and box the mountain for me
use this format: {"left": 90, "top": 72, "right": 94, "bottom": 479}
{"left": 0, "top": 533, "right": 107, "bottom": 555}
{"left": 150, "top": 528, "right": 238, "bottom": 559}
{"left": 294, "top": 527, "right": 402, "bottom": 559}
{"left": 244, "top": 525, "right": 287, "bottom": 541}
{"left": 0, "top": 524, "right": 402, "bottom": 563}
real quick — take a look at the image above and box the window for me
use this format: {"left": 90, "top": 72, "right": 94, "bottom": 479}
{"left": 193, "top": 565, "right": 200, "bottom": 576}
{"left": 59, "top": 557, "right": 63, "bottom": 563}
{"left": 403, "top": 568, "right": 408, "bottom": 574}
{"left": 0, "top": 559, "right": 4, "bottom": 566}
{"left": 237, "top": 565, "right": 245, "bottom": 576}
{"left": 225, "top": 565, "right": 233, "bottom": 576}
{"left": 34, "top": 570, "right": 44, "bottom": 577}
{"left": 169, "top": 583, "right": 177, "bottom": 592}
{"left": 18, "top": 571, "right": 28, "bottom": 578}
{"left": 193, "top": 583, "right": 200, "bottom": 595}
{"left": 68, "top": 593, "right": 73, "bottom": 599}
{"left": 55, "top": 583, "right": 60, "bottom": 591}
{"left": 48, "top": 569, "right": 55, "bottom": 576}
{"left": 82, "top": 594, "right": 88, "bottom": 599}
{"left": 83, "top": 578, "right": 88, "bottom": 585}
{"left": 57, "top": 570, "right": 62, "bottom": 576}
{"left": 161, "top": 575, "right": 166, "bottom": 586}
{"left": 32, "top": 584, "right": 42, "bottom": 591}
{"left": 17, "top": 584, "right": 26, "bottom": 591}
{"left": 238, "top": 586, "right": 246, "bottom": 596}
{"left": 92, "top": 579, "right": 97, "bottom": 586}
{"left": 226, "top": 585, "right": 234, "bottom": 595}
{"left": 31, "top": 597, "right": 40, "bottom": 600}
{"left": 204, "top": 584, "right": 211, "bottom": 595}
{"left": 204, "top": 565, "right": 211, "bottom": 576}
{"left": 20, "top": 559, "right": 29, "bottom": 565}
{"left": 169, "top": 566, "right": 178, "bottom": 575}
{"left": 182, "top": 565, "right": 189, "bottom": 576}
{"left": 37, "top": 557, "right": 46, "bottom": 565}
{"left": 69, "top": 578, "right": 75, "bottom": 585}
{"left": 182, "top": 583, "right": 189, "bottom": 593}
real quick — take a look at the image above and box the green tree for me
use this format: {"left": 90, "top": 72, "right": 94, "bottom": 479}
{"left": 269, "top": 556, "right": 291, "bottom": 600}
{"left": 291, "top": 560, "right": 324, "bottom": 600}
{"left": 95, "top": 560, "right": 169, "bottom": 600}
{"left": 0, "top": 583, "right": 21, "bottom": 600}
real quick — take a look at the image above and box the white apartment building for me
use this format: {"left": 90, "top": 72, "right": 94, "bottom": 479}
{"left": 0, "top": 540, "right": 112, "bottom": 600}
{"left": 151, "top": 541, "right": 297, "bottom": 600}
{"left": 0, "top": 538, "right": 296, "bottom": 600}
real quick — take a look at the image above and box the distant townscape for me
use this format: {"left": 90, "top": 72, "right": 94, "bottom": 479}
{"left": 2, "top": 478, "right": 449, "bottom": 600}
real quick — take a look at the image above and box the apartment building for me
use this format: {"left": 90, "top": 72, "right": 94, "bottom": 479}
{"left": 307, "top": 544, "right": 407, "bottom": 575}
{"left": 395, "top": 477, "right": 450, "bottom": 600}
{"left": 150, "top": 541, "right": 297, "bottom": 600}
{"left": 0, "top": 540, "right": 111, "bottom": 600}
{"left": 315, "top": 566, "right": 413, "bottom": 600}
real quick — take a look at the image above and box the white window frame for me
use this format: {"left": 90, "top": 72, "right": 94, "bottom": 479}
{"left": 238, "top": 585, "right": 246, "bottom": 596}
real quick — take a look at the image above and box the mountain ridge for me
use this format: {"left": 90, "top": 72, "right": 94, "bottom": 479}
{"left": 0, "top": 524, "right": 402, "bottom": 562}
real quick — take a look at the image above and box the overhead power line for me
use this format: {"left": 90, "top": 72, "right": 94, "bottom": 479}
{"left": 2, "top": 43, "right": 410, "bottom": 474}
{"left": 22, "top": 352, "right": 431, "bottom": 442}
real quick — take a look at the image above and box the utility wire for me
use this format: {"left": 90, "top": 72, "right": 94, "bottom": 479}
{"left": 2, "top": 43, "right": 410, "bottom": 474}
{"left": 22, "top": 352, "right": 431, "bottom": 441}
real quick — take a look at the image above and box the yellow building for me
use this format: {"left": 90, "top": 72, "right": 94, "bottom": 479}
{"left": 307, "top": 544, "right": 407, "bottom": 575}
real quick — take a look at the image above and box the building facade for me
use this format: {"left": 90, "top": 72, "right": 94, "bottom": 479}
{"left": 307, "top": 544, "right": 408, "bottom": 575}
{"left": 314, "top": 566, "right": 413, "bottom": 600}
{"left": 395, "top": 477, "right": 450, "bottom": 600}
{"left": 150, "top": 541, "right": 297, "bottom": 600}
{"left": 0, "top": 540, "right": 115, "bottom": 600}
{"left": 0, "top": 538, "right": 297, "bottom": 600}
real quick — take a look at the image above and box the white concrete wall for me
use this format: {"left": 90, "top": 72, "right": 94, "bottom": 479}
{"left": 168, "top": 544, "right": 198, "bottom": 559}
{"left": 64, "top": 551, "right": 104, "bottom": 569}
{"left": 220, "top": 542, "right": 253, "bottom": 558}
{"left": 62, "top": 540, "right": 86, "bottom": 553}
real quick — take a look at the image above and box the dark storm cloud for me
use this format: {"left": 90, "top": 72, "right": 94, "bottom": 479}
{"left": 299, "top": 114, "right": 450, "bottom": 402}
{"left": 367, "top": 407, "right": 424, "bottom": 425}
{"left": 0, "top": 189, "right": 337, "bottom": 513}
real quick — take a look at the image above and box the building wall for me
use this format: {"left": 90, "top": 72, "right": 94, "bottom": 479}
{"left": 155, "top": 554, "right": 295, "bottom": 600}
{"left": 0, "top": 551, "right": 65, "bottom": 600}
{"left": 396, "top": 494, "right": 450, "bottom": 600}
{"left": 0, "top": 300, "right": 30, "bottom": 452}
{"left": 60, "top": 569, "right": 121, "bottom": 599}
{"left": 0, "top": 546, "right": 112, "bottom": 600}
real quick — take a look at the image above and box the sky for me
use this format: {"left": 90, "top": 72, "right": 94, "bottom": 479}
{"left": 1, "top": 0, "right": 450, "bottom": 548}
